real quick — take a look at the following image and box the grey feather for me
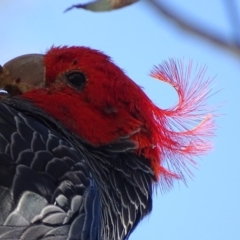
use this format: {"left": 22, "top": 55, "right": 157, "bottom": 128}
{"left": 0, "top": 98, "right": 154, "bottom": 239}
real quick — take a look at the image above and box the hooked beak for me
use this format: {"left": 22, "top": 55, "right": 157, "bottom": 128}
{"left": 0, "top": 54, "right": 45, "bottom": 97}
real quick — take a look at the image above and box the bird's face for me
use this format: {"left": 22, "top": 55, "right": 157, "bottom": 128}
{"left": 0, "top": 46, "right": 162, "bottom": 179}
{"left": 0, "top": 46, "right": 215, "bottom": 185}
{"left": 43, "top": 46, "right": 148, "bottom": 116}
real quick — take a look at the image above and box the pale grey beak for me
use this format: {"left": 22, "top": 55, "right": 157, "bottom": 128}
{"left": 0, "top": 54, "right": 45, "bottom": 96}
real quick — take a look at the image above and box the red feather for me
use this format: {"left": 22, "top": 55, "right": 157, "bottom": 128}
{"left": 22, "top": 47, "right": 215, "bottom": 188}
{"left": 148, "top": 60, "right": 215, "bottom": 187}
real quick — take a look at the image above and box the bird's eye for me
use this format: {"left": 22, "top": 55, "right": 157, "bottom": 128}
{"left": 66, "top": 71, "right": 86, "bottom": 90}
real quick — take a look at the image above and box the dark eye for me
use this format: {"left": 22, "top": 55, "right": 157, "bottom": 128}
{"left": 66, "top": 71, "right": 86, "bottom": 90}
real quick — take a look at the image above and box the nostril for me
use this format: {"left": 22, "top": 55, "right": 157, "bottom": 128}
{"left": 15, "top": 78, "right": 21, "bottom": 84}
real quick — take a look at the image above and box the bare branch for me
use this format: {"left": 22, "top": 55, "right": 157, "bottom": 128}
{"left": 223, "top": 0, "right": 240, "bottom": 44}
{"left": 147, "top": 0, "right": 240, "bottom": 60}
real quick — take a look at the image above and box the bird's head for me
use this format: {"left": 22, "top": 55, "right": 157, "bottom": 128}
{"left": 0, "top": 46, "right": 215, "bottom": 187}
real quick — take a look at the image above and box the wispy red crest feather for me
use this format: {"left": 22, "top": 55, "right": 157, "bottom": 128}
{"left": 145, "top": 59, "right": 215, "bottom": 189}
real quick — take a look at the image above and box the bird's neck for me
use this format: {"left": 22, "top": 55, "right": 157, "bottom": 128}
{"left": 87, "top": 149, "right": 154, "bottom": 239}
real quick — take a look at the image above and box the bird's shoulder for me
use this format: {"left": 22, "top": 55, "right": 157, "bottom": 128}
{"left": 0, "top": 101, "right": 100, "bottom": 240}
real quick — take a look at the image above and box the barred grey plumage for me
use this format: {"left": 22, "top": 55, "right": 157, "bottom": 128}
{"left": 0, "top": 98, "right": 154, "bottom": 240}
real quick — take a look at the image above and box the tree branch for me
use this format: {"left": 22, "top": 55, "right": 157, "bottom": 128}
{"left": 147, "top": 0, "right": 240, "bottom": 60}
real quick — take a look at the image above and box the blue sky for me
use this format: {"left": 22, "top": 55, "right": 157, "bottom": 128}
{"left": 1, "top": 1, "right": 240, "bottom": 239}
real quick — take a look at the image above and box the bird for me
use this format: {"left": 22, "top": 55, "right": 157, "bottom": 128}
{"left": 0, "top": 46, "right": 215, "bottom": 240}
